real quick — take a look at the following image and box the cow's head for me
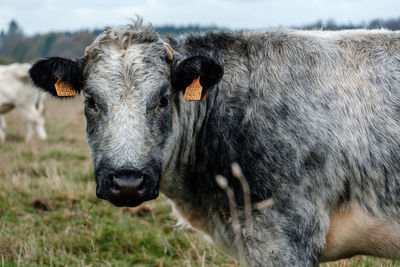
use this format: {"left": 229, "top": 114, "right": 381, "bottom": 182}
{"left": 29, "top": 21, "right": 223, "bottom": 207}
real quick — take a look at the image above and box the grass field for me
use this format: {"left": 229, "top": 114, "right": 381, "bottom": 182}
{"left": 0, "top": 97, "right": 399, "bottom": 266}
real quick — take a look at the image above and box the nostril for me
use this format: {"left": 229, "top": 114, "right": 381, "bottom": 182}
{"left": 111, "top": 176, "right": 120, "bottom": 192}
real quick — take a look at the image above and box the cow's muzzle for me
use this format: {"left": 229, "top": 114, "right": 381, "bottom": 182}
{"left": 96, "top": 169, "right": 159, "bottom": 207}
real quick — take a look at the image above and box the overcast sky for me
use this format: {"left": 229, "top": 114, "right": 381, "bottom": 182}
{"left": 0, "top": 0, "right": 399, "bottom": 35}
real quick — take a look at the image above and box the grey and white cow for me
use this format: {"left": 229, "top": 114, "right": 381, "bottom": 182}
{"left": 0, "top": 63, "right": 47, "bottom": 141}
{"left": 29, "top": 19, "right": 400, "bottom": 266}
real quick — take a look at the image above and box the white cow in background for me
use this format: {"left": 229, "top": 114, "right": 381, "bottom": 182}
{"left": 0, "top": 63, "right": 47, "bottom": 142}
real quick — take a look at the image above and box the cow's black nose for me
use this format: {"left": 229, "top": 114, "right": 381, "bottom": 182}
{"left": 107, "top": 170, "right": 146, "bottom": 206}
{"left": 111, "top": 174, "right": 144, "bottom": 195}
{"left": 95, "top": 164, "right": 160, "bottom": 207}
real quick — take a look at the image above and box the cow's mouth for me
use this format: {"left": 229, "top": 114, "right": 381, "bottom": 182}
{"left": 108, "top": 197, "right": 145, "bottom": 207}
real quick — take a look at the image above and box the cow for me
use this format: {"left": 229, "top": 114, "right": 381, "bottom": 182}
{"left": 0, "top": 63, "right": 47, "bottom": 142}
{"left": 29, "top": 18, "right": 400, "bottom": 266}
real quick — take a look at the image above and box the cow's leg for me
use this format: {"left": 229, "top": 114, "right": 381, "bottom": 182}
{"left": 35, "top": 94, "right": 45, "bottom": 114}
{"left": 21, "top": 105, "right": 47, "bottom": 141}
{"left": 0, "top": 115, "right": 6, "bottom": 142}
{"left": 35, "top": 97, "right": 47, "bottom": 140}
{"left": 25, "top": 121, "right": 34, "bottom": 142}
{"left": 34, "top": 114, "right": 47, "bottom": 140}
{"left": 239, "top": 196, "right": 328, "bottom": 266}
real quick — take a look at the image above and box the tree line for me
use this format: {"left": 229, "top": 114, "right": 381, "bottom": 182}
{"left": 1, "top": 17, "right": 399, "bottom": 64}
{"left": 301, "top": 17, "right": 400, "bottom": 30}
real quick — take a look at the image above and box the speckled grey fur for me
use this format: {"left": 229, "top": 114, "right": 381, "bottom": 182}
{"left": 35, "top": 19, "right": 400, "bottom": 266}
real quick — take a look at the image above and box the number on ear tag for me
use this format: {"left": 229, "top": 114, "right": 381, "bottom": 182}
{"left": 54, "top": 77, "right": 76, "bottom": 96}
{"left": 184, "top": 76, "right": 203, "bottom": 101}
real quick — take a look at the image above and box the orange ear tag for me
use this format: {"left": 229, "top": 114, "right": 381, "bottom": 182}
{"left": 184, "top": 76, "right": 203, "bottom": 101}
{"left": 54, "top": 77, "right": 76, "bottom": 97}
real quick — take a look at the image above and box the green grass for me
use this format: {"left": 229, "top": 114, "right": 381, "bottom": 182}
{"left": 0, "top": 97, "right": 399, "bottom": 266}
{"left": 0, "top": 55, "right": 15, "bottom": 65}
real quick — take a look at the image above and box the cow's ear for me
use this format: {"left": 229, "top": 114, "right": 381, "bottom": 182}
{"left": 29, "top": 57, "right": 83, "bottom": 97}
{"left": 171, "top": 55, "right": 223, "bottom": 96}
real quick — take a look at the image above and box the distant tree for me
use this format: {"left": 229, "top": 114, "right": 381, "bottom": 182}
{"left": 7, "top": 19, "right": 22, "bottom": 35}
{"left": 369, "top": 19, "right": 385, "bottom": 29}
{"left": 0, "top": 33, "right": 3, "bottom": 50}
{"left": 385, "top": 18, "right": 400, "bottom": 30}
{"left": 1, "top": 20, "right": 26, "bottom": 61}
{"left": 154, "top": 25, "right": 221, "bottom": 35}
{"left": 314, "top": 20, "right": 323, "bottom": 29}
{"left": 325, "top": 19, "right": 338, "bottom": 30}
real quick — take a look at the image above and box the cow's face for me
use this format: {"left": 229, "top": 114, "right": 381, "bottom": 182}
{"left": 29, "top": 24, "right": 223, "bottom": 207}
{"left": 82, "top": 37, "right": 174, "bottom": 207}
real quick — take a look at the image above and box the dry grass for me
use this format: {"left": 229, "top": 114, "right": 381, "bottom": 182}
{"left": 0, "top": 96, "right": 399, "bottom": 266}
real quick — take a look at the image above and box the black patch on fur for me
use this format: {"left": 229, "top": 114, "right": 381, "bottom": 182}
{"left": 29, "top": 57, "right": 83, "bottom": 97}
{"left": 171, "top": 55, "right": 223, "bottom": 92}
{"left": 183, "top": 31, "right": 239, "bottom": 55}
{"left": 304, "top": 150, "right": 326, "bottom": 172}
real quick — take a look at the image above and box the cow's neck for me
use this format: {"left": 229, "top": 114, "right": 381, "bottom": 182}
{"left": 161, "top": 89, "right": 223, "bottom": 206}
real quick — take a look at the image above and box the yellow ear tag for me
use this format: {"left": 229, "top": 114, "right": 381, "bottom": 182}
{"left": 54, "top": 77, "right": 76, "bottom": 97}
{"left": 184, "top": 76, "right": 203, "bottom": 101}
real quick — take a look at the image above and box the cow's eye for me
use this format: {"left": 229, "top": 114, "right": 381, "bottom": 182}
{"left": 85, "top": 96, "right": 97, "bottom": 110}
{"left": 159, "top": 96, "right": 168, "bottom": 108}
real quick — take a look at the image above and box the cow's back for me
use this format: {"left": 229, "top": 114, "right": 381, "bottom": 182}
{"left": 0, "top": 63, "right": 44, "bottom": 108}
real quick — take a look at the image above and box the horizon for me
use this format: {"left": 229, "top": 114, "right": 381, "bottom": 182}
{"left": 2, "top": 16, "right": 400, "bottom": 37}
{"left": 0, "top": 0, "right": 399, "bottom": 35}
